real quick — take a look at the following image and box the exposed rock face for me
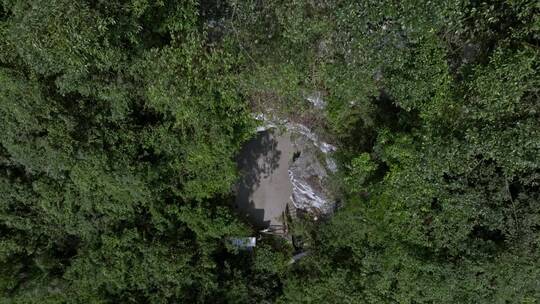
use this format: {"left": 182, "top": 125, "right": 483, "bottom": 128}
{"left": 252, "top": 113, "right": 337, "bottom": 216}
{"left": 288, "top": 128, "right": 335, "bottom": 214}
{"left": 237, "top": 91, "right": 337, "bottom": 222}
{"left": 305, "top": 91, "right": 326, "bottom": 109}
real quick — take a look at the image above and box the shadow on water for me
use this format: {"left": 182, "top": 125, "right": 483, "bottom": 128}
{"left": 235, "top": 130, "right": 282, "bottom": 228}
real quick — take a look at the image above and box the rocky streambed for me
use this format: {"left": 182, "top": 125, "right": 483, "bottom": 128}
{"left": 234, "top": 98, "right": 337, "bottom": 229}
{"left": 286, "top": 122, "right": 336, "bottom": 215}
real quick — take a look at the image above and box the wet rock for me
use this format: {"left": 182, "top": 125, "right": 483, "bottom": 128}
{"left": 305, "top": 91, "right": 326, "bottom": 109}
{"left": 288, "top": 130, "right": 335, "bottom": 214}
{"left": 250, "top": 113, "right": 337, "bottom": 216}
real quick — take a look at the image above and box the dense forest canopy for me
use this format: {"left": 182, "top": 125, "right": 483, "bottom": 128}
{"left": 0, "top": 0, "right": 539, "bottom": 303}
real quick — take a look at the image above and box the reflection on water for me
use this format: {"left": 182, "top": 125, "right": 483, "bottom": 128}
{"left": 235, "top": 130, "right": 293, "bottom": 228}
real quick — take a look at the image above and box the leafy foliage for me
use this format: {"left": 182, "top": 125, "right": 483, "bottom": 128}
{"left": 0, "top": 0, "right": 539, "bottom": 303}
{"left": 271, "top": 0, "right": 540, "bottom": 303}
{"left": 0, "top": 1, "right": 272, "bottom": 303}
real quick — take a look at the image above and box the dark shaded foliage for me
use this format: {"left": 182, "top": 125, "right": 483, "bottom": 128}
{"left": 1, "top": 0, "right": 539, "bottom": 303}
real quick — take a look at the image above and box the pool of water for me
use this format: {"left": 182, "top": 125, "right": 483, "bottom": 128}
{"left": 235, "top": 129, "right": 294, "bottom": 228}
